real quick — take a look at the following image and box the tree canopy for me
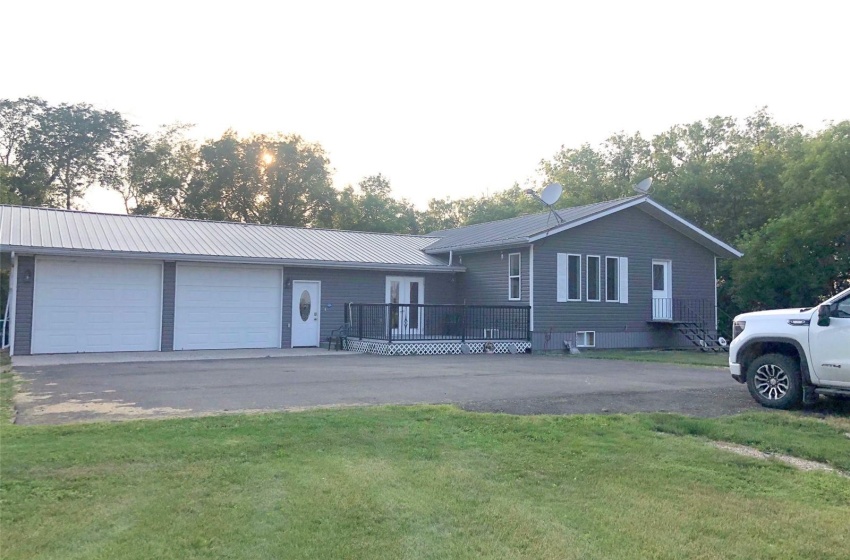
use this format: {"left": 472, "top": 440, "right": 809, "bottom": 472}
{"left": 1, "top": 96, "right": 847, "bottom": 314}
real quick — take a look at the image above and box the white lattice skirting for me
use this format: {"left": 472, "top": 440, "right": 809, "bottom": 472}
{"left": 347, "top": 340, "right": 532, "bottom": 356}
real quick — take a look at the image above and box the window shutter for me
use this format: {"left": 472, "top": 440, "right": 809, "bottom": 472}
{"left": 619, "top": 257, "right": 629, "bottom": 304}
{"left": 557, "top": 253, "right": 567, "bottom": 302}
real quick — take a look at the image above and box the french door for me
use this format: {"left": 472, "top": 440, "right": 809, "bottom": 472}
{"left": 386, "top": 277, "right": 424, "bottom": 338}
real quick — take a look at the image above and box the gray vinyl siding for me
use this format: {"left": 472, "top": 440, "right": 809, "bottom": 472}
{"left": 532, "top": 206, "right": 716, "bottom": 349}
{"left": 160, "top": 262, "right": 176, "bottom": 351}
{"left": 13, "top": 256, "right": 35, "bottom": 355}
{"left": 457, "top": 247, "right": 530, "bottom": 306}
{"left": 282, "top": 267, "right": 459, "bottom": 348}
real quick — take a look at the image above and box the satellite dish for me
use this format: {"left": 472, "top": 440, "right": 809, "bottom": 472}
{"left": 633, "top": 177, "right": 653, "bottom": 194}
{"left": 540, "top": 183, "right": 563, "bottom": 206}
{"left": 525, "top": 182, "right": 566, "bottom": 224}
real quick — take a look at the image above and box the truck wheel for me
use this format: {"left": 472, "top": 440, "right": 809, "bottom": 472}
{"left": 746, "top": 353, "right": 803, "bottom": 409}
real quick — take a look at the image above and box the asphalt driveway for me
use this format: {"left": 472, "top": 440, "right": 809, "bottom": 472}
{"left": 11, "top": 353, "right": 764, "bottom": 424}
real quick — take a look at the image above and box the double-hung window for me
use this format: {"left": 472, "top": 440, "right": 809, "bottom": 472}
{"left": 508, "top": 253, "right": 521, "bottom": 300}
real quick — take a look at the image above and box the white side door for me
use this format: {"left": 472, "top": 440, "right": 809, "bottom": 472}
{"left": 291, "top": 281, "right": 321, "bottom": 347}
{"left": 809, "top": 294, "right": 850, "bottom": 385}
{"left": 386, "top": 277, "right": 424, "bottom": 338}
{"left": 652, "top": 260, "right": 672, "bottom": 320}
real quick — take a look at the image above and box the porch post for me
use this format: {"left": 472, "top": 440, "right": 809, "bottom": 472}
{"left": 460, "top": 304, "right": 466, "bottom": 343}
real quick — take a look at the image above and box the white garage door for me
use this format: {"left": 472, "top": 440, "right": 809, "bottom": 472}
{"left": 174, "top": 265, "right": 282, "bottom": 350}
{"left": 32, "top": 258, "right": 162, "bottom": 354}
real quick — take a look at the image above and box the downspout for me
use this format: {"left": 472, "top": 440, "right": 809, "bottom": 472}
{"left": 448, "top": 250, "right": 453, "bottom": 267}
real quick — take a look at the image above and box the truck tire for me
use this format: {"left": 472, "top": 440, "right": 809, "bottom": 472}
{"left": 746, "top": 353, "right": 803, "bottom": 409}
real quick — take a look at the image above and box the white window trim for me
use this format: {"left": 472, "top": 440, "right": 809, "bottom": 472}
{"left": 567, "top": 253, "right": 582, "bottom": 302}
{"left": 508, "top": 252, "right": 521, "bottom": 301}
{"left": 606, "top": 256, "right": 620, "bottom": 302}
{"left": 576, "top": 330, "right": 596, "bottom": 348}
{"left": 586, "top": 255, "right": 601, "bottom": 302}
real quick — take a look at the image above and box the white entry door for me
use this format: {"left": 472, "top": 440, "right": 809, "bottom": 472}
{"left": 291, "top": 281, "right": 321, "bottom": 347}
{"left": 652, "top": 260, "right": 672, "bottom": 320}
{"left": 386, "top": 277, "right": 424, "bottom": 338}
{"left": 174, "top": 264, "right": 282, "bottom": 350}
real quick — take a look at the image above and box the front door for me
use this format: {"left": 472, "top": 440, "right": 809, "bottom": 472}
{"left": 386, "top": 277, "right": 424, "bottom": 338}
{"left": 291, "top": 281, "right": 321, "bottom": 347}
{"left": 652, "top": 260, "right": 672, "bottom": 320}
{"left": 810, "top": 293, "right": 850, "bottom": 385}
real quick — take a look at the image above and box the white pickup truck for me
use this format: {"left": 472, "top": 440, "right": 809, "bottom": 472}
{"left": 729, "top": 287, "right": 850, "bottom": 409}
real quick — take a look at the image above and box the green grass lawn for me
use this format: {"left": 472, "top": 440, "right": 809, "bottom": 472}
{"left": 2, "top": 406, "right": 848, "bottom": 560}
{"left": 0, "top": 350, "right": 15, "bottom": 426}
{"left": 569, "top": 348, "right": 729, "bottom": 367}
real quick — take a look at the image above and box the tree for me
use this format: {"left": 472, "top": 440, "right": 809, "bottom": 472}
{"left": 462, "top": 184, "right": 539, "bottom": 225}
{"left": 333, "top": 174, "right": 419, "bottom": 234}
{"left": 726, "top": 121, "right": 850, "bottom": 312}
{"left": 418, "top": 197, "right": 468, "bottom": 233}
{"left": 0, "top": 97, "right": 48, "bottom": 205}
{"left": 105, "top": 124, "right": 198, "bottom": 215}
{"left": 1, "top": 98, "right": 129, "bottom": 208}
{"left": 177, "top": 132, "right": 336, "bottom": 227}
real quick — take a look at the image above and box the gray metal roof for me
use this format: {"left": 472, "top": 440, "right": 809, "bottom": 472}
{"left": 425, "top": 196, "right": 742, "bottom": 259}
{"left": 0, "top": 205, "right": 460, "bottom": 271}
{"left": 425, "top": 196, "right": 646, "bottom": 252}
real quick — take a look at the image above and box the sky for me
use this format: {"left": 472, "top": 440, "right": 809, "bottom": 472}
{"left": 4, "top": 0, "right": 848, "bottom": 213}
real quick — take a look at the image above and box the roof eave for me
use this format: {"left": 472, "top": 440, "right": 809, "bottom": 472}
{"left": 5, "top": 246, "right": 466, "bottom": 273}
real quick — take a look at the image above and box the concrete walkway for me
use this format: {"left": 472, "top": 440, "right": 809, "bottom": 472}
{"left": 12, "top": 347, "right": 347, "bottom": 367}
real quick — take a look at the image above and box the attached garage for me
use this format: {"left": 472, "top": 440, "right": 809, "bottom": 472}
{"left": 4, "top": 205, "right": 463, "bottom": 357}
{"left": 173, "top": 264, "right": 282, "bottom": 350}
{"left": 31, "top": 258, "right": 162, "bottom": 354}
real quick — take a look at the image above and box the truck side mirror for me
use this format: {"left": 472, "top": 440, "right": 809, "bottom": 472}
{"left": 817, "top": 304, "right": 831, "bottom": 327}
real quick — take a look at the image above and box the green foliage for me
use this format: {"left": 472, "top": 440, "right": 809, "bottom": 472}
{"left": 0, "top": 97, "right": 129, "bottom": 209}
{"left": 728, "top": 123, "right": 850, "bottom": 309}
{"left": 177, "top": 131, "right": 336, "bottom": 227}
{"left": 562, "top": 349, "right": 728, "bottom": 367}
{"left": 334, "top": 174, "right": 419, "bottom": 234}
{"left": 106, "top": 124, "right": 197, "bottom": 215}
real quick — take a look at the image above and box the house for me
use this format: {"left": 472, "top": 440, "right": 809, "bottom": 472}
{"left": 0, "top": 195, "right": 740, "bottom": 357}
